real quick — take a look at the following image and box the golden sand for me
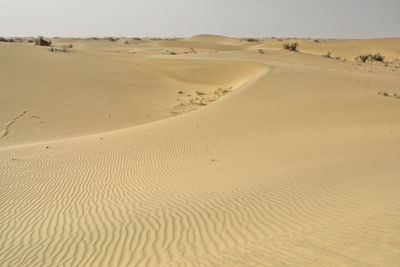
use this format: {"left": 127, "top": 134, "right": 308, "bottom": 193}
{"left": 1, "top": 35, "right": 399, "bottom": 266}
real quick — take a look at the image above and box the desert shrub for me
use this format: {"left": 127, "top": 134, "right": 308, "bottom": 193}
{"left": 49, "top": 45, "right": 71, "bottom": 53}
{"left": 370, "top": 53, "right": 385, "bottom": 62}
{"left": 106, "top": 37, "right": 119, "bottom": 42}
{"left": 0, "top": 37, "right": 15, "bottom": 42}
{"left": 35, "top": 36, "right": 52, "bottom": 46}
{"left": 132, "top": 37, "right": 142, "bottom": 41}
{"left": 356, "top": 53, "right": 385, "bottom": 63}
{"left": 246, "top": 38, "right": 259, "bottom": 42}
{"left": 357, "top": 55, "right": 369, "bottom": 63}
{"left": 283, "top": 42, "right": 299, "bottom": 52}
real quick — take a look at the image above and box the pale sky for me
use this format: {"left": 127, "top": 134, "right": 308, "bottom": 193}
{"left": 1, "top": 0, "right": 399, "bottom": 38}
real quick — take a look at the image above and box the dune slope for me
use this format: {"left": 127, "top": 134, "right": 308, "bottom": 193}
{"left": 0, "top": 43, "right": 264, "bottom": 145}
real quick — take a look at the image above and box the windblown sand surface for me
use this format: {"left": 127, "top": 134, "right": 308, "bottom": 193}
{"left": 1, "top": 35, "right": 400, "bottom": 266}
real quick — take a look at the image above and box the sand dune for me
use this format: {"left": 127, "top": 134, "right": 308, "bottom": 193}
{"left": 0, "top": 36, "right": 400, "bottom": 266}
{"left": 259, "top": 37, "right": 400, "bottom": 61}
{"left": 0, "top": 42, "right": 263, "bottom": 144}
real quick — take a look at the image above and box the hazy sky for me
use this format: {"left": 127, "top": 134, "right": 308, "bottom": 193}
{"left": 1, "top": 0, "right": 399, "bottom": 38}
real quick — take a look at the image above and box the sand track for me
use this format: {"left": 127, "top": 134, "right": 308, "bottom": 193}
{"left": 1, "top": 38, "right": 400, "bottom": 266}
{"left": 0, "top": 111, "right": 28, "bottom": 139}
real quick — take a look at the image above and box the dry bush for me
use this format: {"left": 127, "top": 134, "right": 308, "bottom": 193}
{"left": 356, "top": 53, "right": 385, "bottom": 63}
{"left": 283, "top": 42, "right": 299, "bottom": 52}
{"left": 0, "top": 37, "right": 15, "bottom": 42}
{"left": 35, "top": 36, "right": 52, "bottom": 46}
{"left": 246, "top": 38, "right": 260, "bottom": 42}
{"left": 49, "top": 45, "right": 72, "bottom": 53}
{"left": 106, "top": 37, "right": 119, "bottom": 42}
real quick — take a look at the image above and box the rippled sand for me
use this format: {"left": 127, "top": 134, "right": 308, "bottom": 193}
{"left": 1, "top": 35, "right": 400, "bottom": 266}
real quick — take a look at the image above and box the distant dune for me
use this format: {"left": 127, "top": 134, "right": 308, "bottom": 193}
{"left": 0, "top": 35, "right": 399, "bottom": 266}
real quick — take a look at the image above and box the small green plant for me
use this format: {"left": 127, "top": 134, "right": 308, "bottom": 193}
{"left": 283, "top": 42, "right": 299, "bottom": 52}
{"left": 35, "top": 36, "right": 52, "bottom": 46}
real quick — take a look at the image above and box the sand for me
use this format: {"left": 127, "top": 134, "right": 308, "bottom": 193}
{"left": 0, "top": 35, "right": 400, "bottom": 266}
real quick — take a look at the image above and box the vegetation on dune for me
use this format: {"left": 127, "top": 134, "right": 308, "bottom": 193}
{"left": 356, "top": 53, "right": 385, "bottom": 63}
{"left": 106, "top": 37, "right": 119, "bottom": 42}
{"left": 283, "top": 42, "right": 299, "bottom": 52}
{"left": 245, "top": 38, "right": 260, "bottom": 42}
{"left": 378, "top": 91, "right": 400, "bottom": 99}
{"left": 49, "top": 45, "right": 73, "bottom": 53}
{"left": 35, "top": 36, "right": 52, "bottom": 46}
{"left": 0, "top": 37, "right": 15, "bottom": 42}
